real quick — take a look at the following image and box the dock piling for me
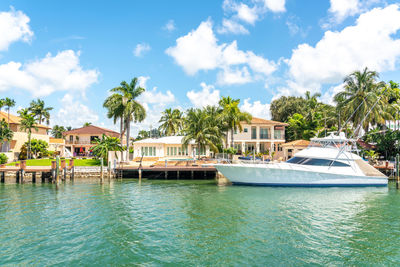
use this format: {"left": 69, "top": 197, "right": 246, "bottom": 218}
{"left": 100, "top": 158, "right": 104, "bottom": 183}
{"left": 55, "top": 156, "right": 60, "bottom": 184}
{"left": 1, "top": 171, "right": 4, "bottom": 183}
{"left": 61, "top": 159, "right": 66, "bottom": 181}
{"left": 32, "top": 172, "right": 36, "bottom": 183}
{"left": 51, "top": 161, "right": 56, "bottom": 182}
{"left": 69, "top": 159, "right": 74, "bottom": 181}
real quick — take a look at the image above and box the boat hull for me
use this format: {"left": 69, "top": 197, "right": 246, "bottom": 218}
{"left": 213, "top": 164, "right": 388, "bottom": 187}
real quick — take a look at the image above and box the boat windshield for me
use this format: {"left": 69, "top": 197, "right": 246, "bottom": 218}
{"left": 286, "top": 157, "right": 350, "bottom": 167}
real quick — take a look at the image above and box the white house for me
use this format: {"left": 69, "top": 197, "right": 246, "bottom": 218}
{"left": 133, "top": 136, "right": 210, "bottom": 158}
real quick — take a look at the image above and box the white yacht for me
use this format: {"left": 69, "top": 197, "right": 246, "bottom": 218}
{"left": 212, "top": 133, "right": 387, "bottom": 187}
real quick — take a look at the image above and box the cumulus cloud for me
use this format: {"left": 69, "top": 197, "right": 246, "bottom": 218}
{"left": 133, "top": 43, "right": 151, "bottom": 57}
{"left": 240, "top": 98, "right": 271, "bottom": 119}
{"left": 328, "top": 0, "right": 361, "bottom": 23}
{"left": 262, "top": 0, "right": 286, "bottom": 13}
{"left": 163, "top": 19, "right": 176, "bottom": 32}
{"left": 186, "top": 82, "right": 221, "bottom": 108}
{"left": 166, "top": 20, "right": 276, "bottom": 85}
{"left": 138, "top": 87, "right": 175, "bottom": 104}
{"left": 0, "top": 7, "right": 33, "bottom": 51}
{"left": 0, "top": 50, "right": 99, "bottom": 97}
{"left": 52, "top": 93, "right": 99, "bottom": 128}
{"left": 217, "top": 18, "right": 249, "bottom": 34}
{"left": 286, "top": 4, "right": 400, "bottom": 95}
{"left": 217, "top": 66, "right": 252, "bottom": 85}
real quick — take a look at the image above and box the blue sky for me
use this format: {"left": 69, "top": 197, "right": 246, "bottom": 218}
{"left": 1, "top": 0, "right": 400, "bottom": 135}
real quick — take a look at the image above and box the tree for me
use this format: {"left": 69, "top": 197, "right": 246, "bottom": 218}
{"left": 159, "top": 108, "right": 184, "bottom": 136}
{"left": 29, "top": 99, "right": 53, "bottom": 125}
{"left": 334, "top": 67, "right": 393, "bottom": 135}
{"left": 91, "top": 134, "right": 123, "bottom": 162}
{"left": 0, "top": 99, "right": 4, "bottom": 113}
{"left": 18, "top": 108, "right": 38, "bottom": 159}
{"left": 136, "top": 130, "right": 150, "bottom": 140}
{"left": 107, "top": 78, "right": 146, "bottom": 155}
{"left": 83, "top": 122, "right": 92, "bottom": 127}
{"left": 270, "top": 96, "right": 307, "bottom": 122}
{"left": 3, "top": 98, "right": 15, "bottom": 126}
{"left": 182, "top": 108, "right": 223, "bottom": 159}
{"left": 219, "top": 96, "right": 252, "bottom": 148}
{"left": 26, "top": 139, "right": 49, "bottom": 158}
{"left": 0, "top": 119, "right": 13, "bottom": 151}
{"left": 51, "top": 125, "right": 66, "bottom": 138}
{"left": 104, "top": 92, "right": 125, "bottom": 148}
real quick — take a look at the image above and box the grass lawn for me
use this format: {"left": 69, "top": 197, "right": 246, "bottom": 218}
{"left": 7, "top": 158, "right": 101, "bottom": 167}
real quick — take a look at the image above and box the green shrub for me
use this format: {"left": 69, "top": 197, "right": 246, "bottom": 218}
{"left": 0, "top": 153, "right": 8, "bottom": 164}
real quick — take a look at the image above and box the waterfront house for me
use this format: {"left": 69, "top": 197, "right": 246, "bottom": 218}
{"left": 0, "top": 111, "right": 61, "bottom": 161}
{"left": 63, "top": 125, "right": 124, "bottom": 157}
{"left": 132, "top": 136, "right": 210, "bottom": 159}
{"left": 281, "top": 139, "right": 310, "bottom": 160}
{"left": 226, "top": 117, "right": 288, "bottom": 158}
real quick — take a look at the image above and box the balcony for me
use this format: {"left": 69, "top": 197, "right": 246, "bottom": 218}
{"left": 65, "top": 140, "right": 96, "bottom": 145}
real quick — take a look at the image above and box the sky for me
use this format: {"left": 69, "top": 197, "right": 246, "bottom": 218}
{"left": 1, "top": 0, "right": 400, "bottom": 135}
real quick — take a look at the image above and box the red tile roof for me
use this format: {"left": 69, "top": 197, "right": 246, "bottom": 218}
{"left": 0, "top": 111, "right": 51, "bottom": 129}
{"left": 62, "top": 125, "right": 120, "bottom": 137}
{"left": 246, "top": 117, "right": 288, "bottom": 126}
{"left": 281, "top": 139, "right": 310, "bottom": 147}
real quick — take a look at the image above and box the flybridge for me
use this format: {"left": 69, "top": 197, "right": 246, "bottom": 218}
{"left": 309, "top": 132, "right": 359, "bottom": 154}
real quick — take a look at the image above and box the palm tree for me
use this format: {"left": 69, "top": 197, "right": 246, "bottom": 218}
{"left": 219, "top": 96, "right": 252, "bottom": 148}
{"left": 0, "top": 119, "right": 14, "bottom": 152}
{"left": 137, "top": 130, "right": 149, "bottom": 140}
{"left": 4, "top": 98, "right": 15, "bottom": 126}
{"left": 0, "top": 99, "right": 4, "bottom": 113}
{"left": 334, "top": 68, "right": 392, "bottom": 135}
{"left": 91, "top": 134, "right": 123, "bottom": 162}
{"left": 104, "top": 93, "right": 125, "bottom": 147}
{"left": 29, "top": 99, "right": 53, "bottom": 125}
{"left": 159, "top": 108, "right": 184, "bottom": 136}
{"left": 83, "top": 122, "right": 92, "bottom": 127}
{"left": 107, "top": 78, "right": 146, "bottom": 154}
{"left": 51, "top": 125, "right": 66, "bottom": 138}
{"left": 18, "top": 108, "right": 38, "bottom": 159}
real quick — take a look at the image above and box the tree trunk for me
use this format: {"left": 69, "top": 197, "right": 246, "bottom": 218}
{"left": 28, "top": 131, "right": 31, "bottom": 160}
{"left": 119, "top": 116, "right": 123, "bottom": 150}
{"left": 7, "top": 108, "right": 10, "bottom": 127}
{"left": 126, "top": 120, "right": 130, "bottom": 160}
{"left": 39, "top": 115, "right": 42, "bottom": 124}
{"left": 197, "top": 144, "right": 201, "bottom": 160}
{"left": 230, "top": 128, "right": 234, "bottom": 148}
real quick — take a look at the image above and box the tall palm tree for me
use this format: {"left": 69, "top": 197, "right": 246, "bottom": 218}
{"left": 29, "top": 99, "right": 53, "bottom": 125}
{"left": 104, "top": 93, "right": 125, "bottom": 147}
{"left": 106, "top": 78, "right": 146, "bottom": 154}
{"left": 4, "top": 98, "right": 15, "bottom": 126}
{"left": 159, "top": 108, "right": 184, "bottom": 136}
{"left": 334, "top": 68, "right": 392, "bottom": 135}
{"left": 0, "top": 99, "right": 4, "bottom": 114}
{"left": 182, "top": 108, "right": 222, "bottom": 159}
{"left": 0, "top": 119, "right": 14, "bottom": 152}
{"left": 51, "top": 125, "right": 66, "bottom": 138}
{"left": 18, "top": 108, "right": 38, "bottom": 159}
{"left": 219, "top": 96, "right": 252, "bottom": 148}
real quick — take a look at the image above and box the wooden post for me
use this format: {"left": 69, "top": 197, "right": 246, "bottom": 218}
{"left": 138, "top": 169, "right": 142, "bottom": 180}
{"left": 1, "top": 172, "right": 5, "bottom": 183}
{"left": 16, "top": 170, "right": 20, "bottom": 183}
{"left": 61, "top": 159, "right": 66, "bottom": 181}
{"left": 108, "top": 161, "right": 111, "bottom": 180}
{"left": 177, "top": 170, "right": 180, "bottom": 180}
{"left": 100, "top": 158, "right": 104, "bottom": 183}
{"left": 165, "top": 170, "right": 168, "bottom": 179}
{"left": 191, "top": 170, "right": 194, "bottom": 180}
{"left": 32, "top": 172, "right": 36, "bottom": 183}
{"left": 41, "top": 172, "right": 45, "bottom": 183}
{"left": 51, "top": 160, "right": 56, "bottom": 182}
{"left": 20, "top": 160, "right": 26, "bottom": 183}
{"left": 56, "top": 156, "right": 60, "bottom": 184}
{"left": 69, "top": 159, "right": 75, "bottom": 181}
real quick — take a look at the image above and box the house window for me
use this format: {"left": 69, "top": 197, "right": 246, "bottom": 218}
{"left": 274, "top": 130, "right": 282, "bottom": 139}
{"left": 69, "top": 135, "right": 73, "bottom": 142}
{"left": 251, "top": 127, "right": 257, "bottom": 139}
{"left": 260, "top": 128, "right": 269, "bottom": 139}
{"left": 244, "top": 128, "right": 248, "bottom": 133}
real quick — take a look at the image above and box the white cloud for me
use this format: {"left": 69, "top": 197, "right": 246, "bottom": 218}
{"left": 0, "top": 50, "right": 99, "bottom": 97}
{"left": 240, "top": 98, "right": 271, "bottom": 119}
{"left": 262, "top": 0, "right": 286, "bottom": 13}
{"left": 133, "top": 43, "right": 151, "bottom": 57}
{"left": 235, "top": 3, "right": 259, "bottom": 24}
{"left": 138, "top": 76, "right": 150, "bottom": 88}
{"left": 328, "top": 0, "right": 361, "bottom": 23}
{"left": 166, "top": 20, "right": 276, "bottom": 85}
{"left": 321, "top": 83, "right": 344, "bottom": 105}
{"left": 163, "top": 19, "right": 176, "bottom": 32}
{"left": 287, "top": 4, "right": 400, "bottom": 95}
{"left": 217, "top": 18, "right": 249, "bottom": 35}
{"left": 217, "top": 66, "right": 252, "bottom": 85}
{"left": 52, "top": 93, "right": 99, "bottom": 128}
{"left": 138, "top": 87, "right": 175, "bottom": 104}
{"left": 0, "top": 7, "right": 33, "bottom": 51}
{"left": 186, "top": 82, "right": 221, "bottom": 108}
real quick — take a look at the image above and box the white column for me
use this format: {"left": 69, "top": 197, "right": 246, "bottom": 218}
{"left": 241, "top": 142, "right": 245, "bottom": 153}
{"left": 270, "top": 126, "right": 275, "bottom": 140}
{"left": 256, "top": 142, "right": 260, "bottom": 153}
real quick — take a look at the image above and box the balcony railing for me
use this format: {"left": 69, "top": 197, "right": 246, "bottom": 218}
{"left": 65, "top": 140, "right": 96, "bottom": 145}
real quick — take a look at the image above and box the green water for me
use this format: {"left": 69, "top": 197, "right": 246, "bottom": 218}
{"left": 0, "top": 180, "right": 399, "bottom": 266}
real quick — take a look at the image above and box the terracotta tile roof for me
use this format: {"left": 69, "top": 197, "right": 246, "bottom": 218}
{"left": 245, "top": 117, "right": 289, "bottom": 126}
{"left": 0, "top": 111, "right": 51, "bottom": 129}
{"left": 49, "top": 138, "right": 65, "bottom": 144}
{"left": 62, "top": 125, "right": 120, "bottom": 137}
{"left": 281, "top": 139, "right": 310, "bottom": 147}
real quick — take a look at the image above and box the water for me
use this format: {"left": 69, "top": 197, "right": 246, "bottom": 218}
{"left": 0, "top": 180, "right": 399, "bottom": 266}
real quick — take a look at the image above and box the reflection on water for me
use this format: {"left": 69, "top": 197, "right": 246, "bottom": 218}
{"left": 0, "top": 180, "right": 398, "bottom": 265}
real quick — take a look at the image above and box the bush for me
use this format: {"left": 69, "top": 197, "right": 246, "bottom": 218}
{"left": 0, "top": 153, "right": 8, "bottom": 164}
